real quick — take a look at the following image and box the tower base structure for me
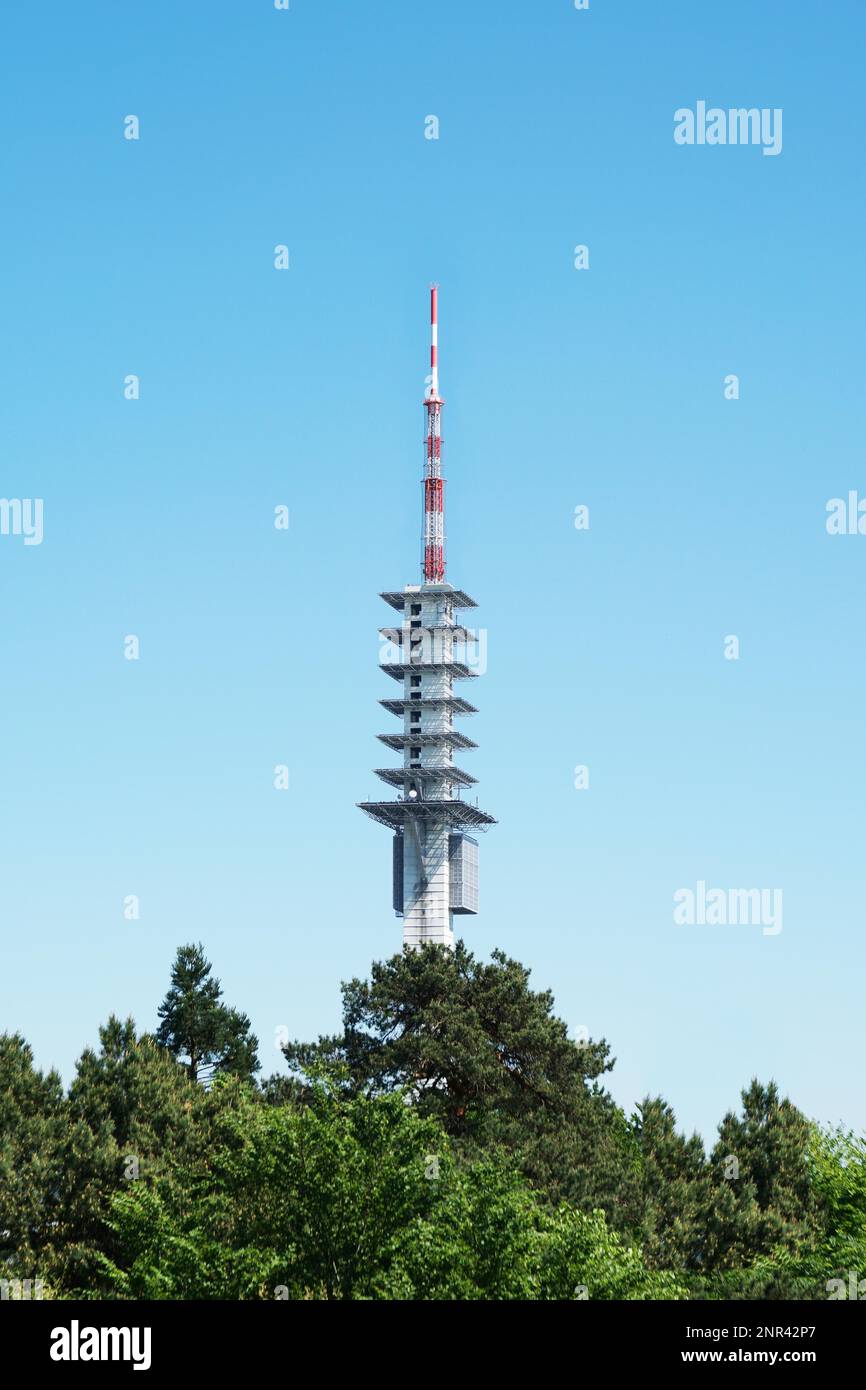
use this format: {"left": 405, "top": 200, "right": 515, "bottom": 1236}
{"left": 358, "top": 582, "right": 494, "bottom": 950}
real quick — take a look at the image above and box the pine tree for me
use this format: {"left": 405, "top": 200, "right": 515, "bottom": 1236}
{"left": 701, "top": 1079, "right": 826, "bottom": 1296}
{"left": 0, "top": 1034, "right": 65, "bottom": 1279}
{"left": 49, "top": 1016, "right": 205, "bottom": 1294}
{"left": 280, "top": 942, "right": 640, "bottom": 1224}
{"left": 156, "top": 943, "right": 260, "bottom": 1085}
{"left": 630, "top": 1097, "right": 710, "bottom": 1271}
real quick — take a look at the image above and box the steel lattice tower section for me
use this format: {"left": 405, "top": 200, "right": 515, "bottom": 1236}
{"left": 358, "top": 287, "right": 496, "bottom": 949}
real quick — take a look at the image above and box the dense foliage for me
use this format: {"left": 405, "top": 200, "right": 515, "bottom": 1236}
{"left": 0, "top": 942, "right": 859, "bottom": 1300}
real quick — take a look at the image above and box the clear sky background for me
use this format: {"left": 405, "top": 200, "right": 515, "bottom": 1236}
{"left": 1, "top": 0, "right": 864, "bottom": 1144}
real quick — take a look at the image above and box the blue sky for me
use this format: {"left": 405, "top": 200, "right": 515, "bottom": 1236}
{"left": 1, "top": 0, "right": 864, "bottom": 1144}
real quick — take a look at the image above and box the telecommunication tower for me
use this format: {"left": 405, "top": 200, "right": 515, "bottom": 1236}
{"left": 358, "top": 288, "right": 495, "bottom": 949}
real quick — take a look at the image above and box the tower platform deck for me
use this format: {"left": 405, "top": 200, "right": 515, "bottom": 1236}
{"left": 374, "top": 765, "right": 477, "bottom": 788}
{"left": 380, "top": 696, "right": 478, "bottom": 716}
{"left": 380, "top": 661, "right": 479, "bottom": 681}
{"left": 380, "top": 585, "right": 478, "bottom": 611}
{"left": 377, "top": 731, "right": 477, "bottom": 750}
{"left": 358, "top": 798, "right": 496, "bottom": 831}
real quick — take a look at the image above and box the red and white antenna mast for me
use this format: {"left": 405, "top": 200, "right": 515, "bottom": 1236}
{"left": 423, "top": 284, "right": 445, "bottom": 582}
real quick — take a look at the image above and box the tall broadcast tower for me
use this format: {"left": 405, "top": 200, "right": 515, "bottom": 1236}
{"left": 358, "top": 288, "right": 495, "bottom": 949}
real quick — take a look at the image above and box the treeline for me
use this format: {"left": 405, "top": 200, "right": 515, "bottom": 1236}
{"left": 1, "top": 942, "right": 863, "bottom": 1300}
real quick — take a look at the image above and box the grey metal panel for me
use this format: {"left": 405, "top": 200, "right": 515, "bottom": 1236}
{"left": 392, "top": 830, "right": 404, "bottom": 915}
{"left": 449, "top": 833, "right": 479, "bottom": 914}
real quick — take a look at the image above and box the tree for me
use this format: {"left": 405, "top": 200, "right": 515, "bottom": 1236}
{"left": 279, "top": 943, "right": 641, "bottom": 1225}
{"left": 0, "top": 1034, "right": 65, "bottom": 1280}
{"left": 630, "top": 1097, "right": 711, "bottom": 1272}
{"left": 47, "top": 1017, "right": 207, "bottom": 1295}
{"left": 707, "top": 1081, "right": 823, "bottom": 1260}
{"left": 99, "top": 1079, "right": 681, "bottom": 1301}
{"left": 156, "top": 943, "right": 259, "bottom": 1084}
{"left": 533, "top": 1205, "right": 686, "bottom": 1301}
{"left": 100, "top": 1081, "right": 459, "bottom": 1299}
{"left": 698, "top": 1080, "right": 826, "bottom": 1298}
{"left": 0, "top": 1019, "right": 214, "bottom": 1297}
{"left": 778, "top": 1127, "right": 866, "bottom": 1298}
